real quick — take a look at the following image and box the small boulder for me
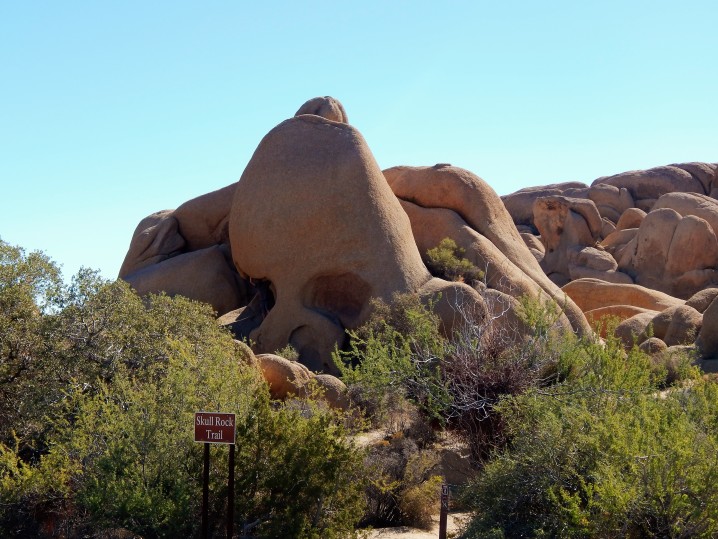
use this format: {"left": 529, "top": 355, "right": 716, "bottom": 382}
{"left": 685, "top": 288, "right": 718, "bottom": 313}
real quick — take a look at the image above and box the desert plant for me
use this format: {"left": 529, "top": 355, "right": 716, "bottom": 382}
{"left": 426, "top": 238, "right": 484, "bottom": 284}
{"left": 461, "top": 333, "right": 718, "bottom": 538}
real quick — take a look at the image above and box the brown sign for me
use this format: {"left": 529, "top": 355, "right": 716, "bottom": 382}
{"left": 194, "top": 412, "right": 236, "bottom": 444}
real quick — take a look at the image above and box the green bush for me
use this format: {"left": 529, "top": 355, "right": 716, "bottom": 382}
{"left": 461, "top": 334, "right": 718, "bottom": 538}
{"left": 362, "top": 434, "right": 442, "bottom": 530}
{"left": 333, "top": 293, "right": 451, "bottom": 425}
{"left": 0, "top": 239, "right": 368, "bottom": 538}
{"left": 426, "top": 238, "right": 483, "bottom": 284}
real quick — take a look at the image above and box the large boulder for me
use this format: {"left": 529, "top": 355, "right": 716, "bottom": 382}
{"left": 615, "top": 208, "right": 646, "bottom": 231}
{"left": 229, "top": 115, "right": 484, "bottom": 373}
{"left": 124, "top": 244, "right": 250, "bottom": 316}
{"left": 618, "top": 208, "right": 718, "bottom": 298}
{"left": 653, "top": 192, "right": 718, "bottom": 235}
{"left": 650, "top": 305, "right": 702, "bottom": 346}
{"left": 295, "top": 95, "right": 349, "bottom": 123}
{"left": 533, "top": 196, "right": 614, "bottom": 284}
{"left": 587, "top": 183, "right": 634, "bottom": 223}
{"left": 119, "top": 184, "right": 249, "bottom": 316}
{"left": 561, "top": 278, "right": 683, "bottom": 313}
{"left": 384, "top": 164, "right": 590, "bottom": 337}
{"left": 592, "top": 164, "right": 707, "bottom": 205}
{"left": 501, "top": 182, "right": 589, "bottom": 228}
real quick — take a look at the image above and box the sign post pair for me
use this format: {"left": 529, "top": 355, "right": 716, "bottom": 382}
{"left": 195, "top": 412, "right": 237, "bottom": 539}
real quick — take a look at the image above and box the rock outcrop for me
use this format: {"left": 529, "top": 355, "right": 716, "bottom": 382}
{"left": 118, "top": 96, "right": 718, "bottom": 388}
{"left": 384, "top": 165, "right": 591, "bottom": 337}
{"left": 228, "top": 115, "right": 485, "bottom": 373}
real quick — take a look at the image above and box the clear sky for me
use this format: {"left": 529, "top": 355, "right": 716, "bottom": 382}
{"left": 1, "top": 1, "right": 716, "bottom": 280}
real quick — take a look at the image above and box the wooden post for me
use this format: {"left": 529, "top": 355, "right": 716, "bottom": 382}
{"left": 227, "top": 444, "right": 235, "bottom": 538}
{"left": 439, "top": 483, "right": 449, "bottom": 539}
{"left": 202, "top": 443, "right": 210, "bottom": 539}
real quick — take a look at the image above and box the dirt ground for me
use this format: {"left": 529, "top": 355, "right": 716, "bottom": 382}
{"left": 367, "top": 512, "right": 469, "bottom": 539}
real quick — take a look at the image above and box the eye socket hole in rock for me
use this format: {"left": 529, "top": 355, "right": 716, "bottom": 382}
{"left": 251, "top": 278, "right": 276, "bottom": 316}
{"left": 302, "top": 273, "right": 372, "bottom": 327}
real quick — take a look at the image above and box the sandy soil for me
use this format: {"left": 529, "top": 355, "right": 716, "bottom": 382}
{"left": 367, "top": 512, "right": 469, "bottom": 539}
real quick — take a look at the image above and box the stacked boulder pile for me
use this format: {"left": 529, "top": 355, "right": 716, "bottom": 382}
{"left": 119, "top": 97, "right": 593, "bottom": 401}
{"left": 502, "top": 162, "right": 718, "bottom": 363}
{"left": 119, "top": 96, "right": 718, "bottom": 399}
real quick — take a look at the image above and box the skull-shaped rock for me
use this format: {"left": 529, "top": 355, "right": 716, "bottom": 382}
{"left": 228, "top": 113, "right": 435, "bottom": 372}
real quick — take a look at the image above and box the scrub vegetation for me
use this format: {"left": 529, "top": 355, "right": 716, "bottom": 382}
{"left": 3, "top": 237, "right": 718, "bottom": 538}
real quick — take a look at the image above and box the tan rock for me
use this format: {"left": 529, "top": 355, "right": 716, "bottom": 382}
{"left": 314, "top": 374, "right": 350, "bottom": 409}
{"left": 119, "top": 211, "right": 184, "bottom": 278}
{"left": 685, "top": 288, "right": 718, "bottom": 313}
{"left": 601, "top": 218, "right": 616, "bottom": 238}
{"left": 173, "top": 184, "right": 237, "bottom": 251}
{"left": 640, "top": 337, "right": 668, "bottom": 355}
{"left": 533, "top": 196, "right": 603, "bottom": 282}
{"left": 124, "top": 244, "right": 249, "bottom": 316}
{"left": 501, "top": 182, "right": 589, "bottom": 227}
{"left": 229, "top": 114, "right": 437, "bottom": 372}
{"left": 588, "top": 183, "right": 634, "bottom": 223}
{"left": 295, "top": 96, "right": 348, "bottom": 123}
{"left": 592, "top": 164, "right": 706, "bottom": 200}
{"left": 561, "top": 278, "right": 683, "bottom": 313}
{"left": 585, "top": 305, "right": 657, "bottom": 337}
{"left": 619, "top": 208, "right": 718, "bottom": 298}
{"left": 256, "top": 354, "right": 312, "bottom": 399}
{"left": 600, "top": 228, "right": 638, "bottom": 254}
{"left": 670, "top": 162, "right": 718, "bottom": 194}
{"left": 390, "top": 171, "right": 589, "bottom": 336}
{"left": 615, "top": 208, "right": 646, "bottom": 231}
{"left": 653, "top": 192, "right": 718, "bottom": 236}
{"left": 651, "top": 305, "right": 702, "bottom": 346}
{"left": 614, "top": 312, "right": 655, "bottom": 348}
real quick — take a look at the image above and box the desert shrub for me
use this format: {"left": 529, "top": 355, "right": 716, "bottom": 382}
{"left": 461, "top": 334, "right": 718, "bottom": 538}
{"left": 0, "top": 240, "right": 368, "bottom": 538}
{"left": 362, "top": 434, "right": 442, "bottom": 530}
{"left": 440, "top": 293, "right": 575, "bottom": 461}
{"left": 426, "top": 238, "right": 484, "bottom": 284}
{"left": 334, "top": 293, "right": 450, "bottom": 425}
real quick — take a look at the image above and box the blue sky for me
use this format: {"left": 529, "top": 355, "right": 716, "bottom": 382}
{"left": 1, "top": 1, "right": 716, "bottom": 280}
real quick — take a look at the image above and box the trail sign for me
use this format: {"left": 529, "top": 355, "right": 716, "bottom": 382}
{"left": 194, "top": 412, "right": 236, "bottom": 445}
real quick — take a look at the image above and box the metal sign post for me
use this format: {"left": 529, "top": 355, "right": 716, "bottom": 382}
{"left": 195, "top": 412, "right": 237, "bottom": 539}
{"left": 439, "top": 483, "right": 449, "bottom": 539}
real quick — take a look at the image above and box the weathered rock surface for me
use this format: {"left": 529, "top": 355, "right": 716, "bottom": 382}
{"left": 229, "top": 116, "right": 484, "bottom": 372}
{"left": 653, "top": 192, "right": 718, "bottom": 235}
{"left": 295, "top": 96, "right": 349, "bottom": 123}
{"left": 618, "top": 209, "right": 718, "bottom": 298}
{"left": 587, "top": 183, "right": 634, "bottom": 223}
{"left": 650, "top": 305, "right": 702, "bottom": 346}
{"left": 119, "top": 185, "right": 248, "bottom": 316}
{"left": 615, "top": 208, "right": 646, "bottom": 231}
{"left": 686, "top": 288, "right": 718, "bottom": 313}
{"left": 385, "top": 165, "right": 590, "bottom": 336}
{"left": 124, "top": 244, "right": 250, "bottom": 316}
{"left": 501, "top": 182, "right": 589, "bottom": 228}
{"left": 561, "top": 278, "right": 683, "bottom": 313}
{"left": 592, "top": 165, "right": 707, "bottom": 203}
{"left": 614, "top": 311, "right": 655, "bottom": 348}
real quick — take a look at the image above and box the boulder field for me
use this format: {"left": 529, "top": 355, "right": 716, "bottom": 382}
{"left": 120, "top": 96, "right": 718, "bottom": 397}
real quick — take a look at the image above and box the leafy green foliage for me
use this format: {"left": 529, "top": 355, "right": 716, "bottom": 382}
{"left": 363, "top": 434, "right": 442, "bottom": 530}
{"left": 0, "top": 239, "right": 367, "bottom": 538}
{"left": 333, "top": 293, "right": 451, "bottom": 424}
{"left": 461, "top": 336, "right": 718, "bottom": 538}
{"left": 426, "top": 238, "right": 484, "bottom": 283}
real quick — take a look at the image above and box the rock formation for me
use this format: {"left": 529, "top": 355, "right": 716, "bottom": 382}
{"left": 119, "top": 95, "right": 718, "bottom": 390}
